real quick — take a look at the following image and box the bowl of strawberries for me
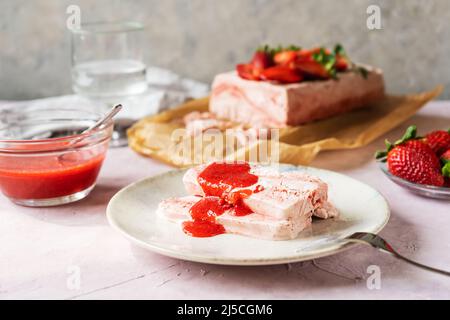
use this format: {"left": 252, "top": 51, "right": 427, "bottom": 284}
{"left": 375, "top": 125, "right": 450, "bottom": 199}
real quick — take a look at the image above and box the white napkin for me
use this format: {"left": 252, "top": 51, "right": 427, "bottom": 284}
{"left": 0, "top": 66, "right": 210, "bottom": 120}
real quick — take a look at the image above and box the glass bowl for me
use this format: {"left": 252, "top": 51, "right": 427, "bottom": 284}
{"left": 379, "top": 162, "right": 450, "bottom": 200}
{"left": 0, "top": 108, "right": 113, "bottom": 207}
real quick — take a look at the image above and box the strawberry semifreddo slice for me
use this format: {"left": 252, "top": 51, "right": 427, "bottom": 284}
{"left": 157, "top": 195, "right": 312, "bottom": 240}
{"left": 182, "top": 162, "right": 338, "bottom": 219}
{"left": 157, "top": 162, "right": 338, "bottom": 240}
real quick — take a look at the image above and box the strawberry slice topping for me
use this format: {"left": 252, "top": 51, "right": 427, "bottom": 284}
{"left": 335, "top": 55, "right": 349, "bottom": 71}
{"left": 260, "top": 66, "right": 303, "bottom": 83}
{"left": 236, "top": 63, "right": 261, "bottom": 81}
{"left": 273, "top": 50, "right": 297, "bottom": 66}
{"left": 294, "top": 58, "right": 330, "bottom": 79}
{"left": 250, "top": 51, "right": 273, "bottom": 70}
{"left": 235, "top": 44, "right": 359, "bottom": 83}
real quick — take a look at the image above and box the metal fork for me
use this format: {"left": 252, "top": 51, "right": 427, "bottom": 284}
{"left": 347, "top": 232, "right": 450, "bottom": 277}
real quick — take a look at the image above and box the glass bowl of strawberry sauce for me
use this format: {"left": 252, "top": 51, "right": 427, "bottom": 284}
{"left": 0, "top": 108, "right": 113, "bottom": 207}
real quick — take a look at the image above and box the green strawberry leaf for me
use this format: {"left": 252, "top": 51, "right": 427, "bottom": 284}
{"left": 334, "top": 43, "right": 346, "bottom": 56}
{"left": 442, "top": 163, "right": 450, "bottom": 177}
{"left": 257, "top": 44, "right": 301, "bottom": 57}
{"left": 394, "top": 125, "right": 417, "bottom": 145}
{"left": 374, "top": 126, "right": 418, "bottom": 161}
{"left": 385, "top": 139, "right": 393, "bottom": 151}
{"left": 375, "top": 139, "right": 393, "bottom": 162}
{"left": 285, "top": 45, "right": 301, "bottom": 51}
{"left": 442, "top": 155, "right": 450, "bottom": 165}
{"left": 312, "top": 48, "right": 338, "bottom": 79}
{"left": 357, "top": 66, "right": 369, "bottom": 79}
{"left": 375, "top": 150, "right": 387, "bottom": 161}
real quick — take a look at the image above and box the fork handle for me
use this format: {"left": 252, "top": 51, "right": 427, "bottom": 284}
{"left": 347, "top": 232, "right": 450, "bottom": 277}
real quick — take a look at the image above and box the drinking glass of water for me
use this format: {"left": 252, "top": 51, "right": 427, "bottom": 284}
{"left": 71, "top": 21, "right": 148, "bottom": 147}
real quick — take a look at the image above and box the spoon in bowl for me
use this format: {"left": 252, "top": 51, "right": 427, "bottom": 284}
{"left": 73, "top": 104, "right": 123, "bottom": 144}
{"left": 57, "top": 104, "right": 123, "bottom": 163}
{"left": 86, "top": 104, "right": 123, "bottom": 132}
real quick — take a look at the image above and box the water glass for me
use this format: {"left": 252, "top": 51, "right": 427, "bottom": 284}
{"left": 70, "top": 21, "right": 148, "bottom": 146}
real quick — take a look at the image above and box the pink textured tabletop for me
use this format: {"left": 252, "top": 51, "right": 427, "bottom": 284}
{"left": 1, "top": 101, "right": 449, "bottom": 299}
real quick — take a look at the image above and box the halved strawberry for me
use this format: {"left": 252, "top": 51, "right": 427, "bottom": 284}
{"left": 294, "top": 59, "right": 330, "bottom": 79}
{"left": 250, "top": 51, "right": 273, "bottom": 70}
{"left": 335, "top": 54, "right": 349, "bottom": 71}
{"left": 425, "top": 130, "right": 450, "bottom": 156}
{"left": 297, "top": 47, "right": 331, "bottom": 59}
{"left": 387, "top": 145, "right": 444, "bottom": 187}
{"left": 236, "top": 63, "right": 260, "bottom": 81}
{"left": 260, "top": 66, "right": 303, "bottom": 83}
{"left": 273, "top": 50, "right": 297, "bottom": 66}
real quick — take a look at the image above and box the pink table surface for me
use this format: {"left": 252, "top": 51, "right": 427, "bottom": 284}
{"left": 1, "top": 101, "right": 449, "bottom": 300}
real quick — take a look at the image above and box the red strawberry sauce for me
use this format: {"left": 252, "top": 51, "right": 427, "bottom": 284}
{"left": 182, "top": 162, "right": 262, "bottom": 237}
{"left": 0, "top": 155, "right": 104, "bottom": 200}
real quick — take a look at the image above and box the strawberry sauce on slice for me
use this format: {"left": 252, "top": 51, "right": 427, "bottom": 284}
{"left": 197, "top": 162, "right": 258, "bottom": 198}
{"left": 232, "top": 200, "right": 254, "bottom": 216}
{"left": 182, "top": 196, "right": 228, "bottom": 237}
{"left": 182, "top": 162, "right": 260, "bottom": 238}
{"left": 189, "top": 196, "right": 230, "bottom": 222}
{"left": 182, "top": 220, "right": 226, "bottom": 238}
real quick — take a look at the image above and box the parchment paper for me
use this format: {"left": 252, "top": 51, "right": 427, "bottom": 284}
{"left": 128, "top": 86, "right": 443, "bottom": 167}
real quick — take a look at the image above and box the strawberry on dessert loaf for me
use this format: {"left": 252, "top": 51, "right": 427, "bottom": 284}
{"left": 157, "top": 162, "right": 339, "bottom": 241}
{"left": 209, "top": 44, "right": 385, "bottom": 128}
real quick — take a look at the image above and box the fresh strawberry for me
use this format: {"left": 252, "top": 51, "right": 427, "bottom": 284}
{"left": 441, "top": 149, "right": 450, "bottom": 180}
{"left": 297, "top": 49, "right": 314, "bottom": 59}
{"left": 376, "top": 125, "right": 440, "bottom": 170}
{"left": 260, "top": 66, "right": 303, "bottom": 83}
{"left": 376, "top": 125, "right": 419, "bottom": 161}
{"left": 236, "top": 63, "right": 260, "bottom": 81}
{"left": 297, "top": 47, "right": 330, "bottom": 59}
{"left": 273, "top": 50, "right": 297, "bottom": 66}
{"left": 444, "top": 178, "right": 450, "bottom": 188}
{"left": 425, "top": 130, "right": 450, "bottom": 156}
{"left": 335, "top": 55, "right": 349, "bottom": 71}
{"left": 441, "top": 149, "right": 450, "bottom": 164}
{"left": 387, "top": 145, "right": 444, "bottom": 187}
{"left": 294, "top": 58, "right": 330, "bottom": 79}
{"left": 250, "top": 51, "right": 272, "bottom": 70}
{"left": 376, "top": 125, "right": 445, "bottom": 186}
{"left": 237, "top": 44, "right": 351, "bottom": 82}
{"left": 402, "top": 140, "right": 441, "bottom": 169}
{"left": 333, "top": 44, "right": 348, "bottom": 71}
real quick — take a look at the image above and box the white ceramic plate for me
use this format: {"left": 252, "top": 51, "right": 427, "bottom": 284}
{"left": 107, "top": 164, "right": 390, "bottom": 266}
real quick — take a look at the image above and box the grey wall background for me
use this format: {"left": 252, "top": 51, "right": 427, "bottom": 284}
{"left": 0, "top": 0, "right": 449, "bottom": 100}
